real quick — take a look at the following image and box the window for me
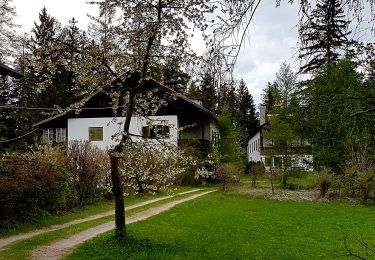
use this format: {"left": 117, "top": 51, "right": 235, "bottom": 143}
{"left": 42, "top": 128, "right": 54, "bottom": 143}
{"left": 142, "top": 125, "right": 170, "bottom": 139}
{"left": 56, "top": 128, "right": 66, "bottom": 143}
{"left": 89, "top": 127, "right": 103, "bottom": 141}
{"left": 211, "top": 131, "right": 219, "bottom": 148}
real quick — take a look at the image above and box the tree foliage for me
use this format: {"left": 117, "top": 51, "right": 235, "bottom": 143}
{"left": 298, "top": 0, "right": 351, "bottom": 73}
{"left": 0, "top": 0, "right": 18, "bottom": 63}
{"left": 263, "top": 63, "right": 301, "bottom": 186}
{"left": 234, "top": 79, "right": 256, "bottom": 147}
{"left": 305, "top": 60, "right": 371, "bottom": 172}
{"left": 218, "top": 105, "right": 244, "bottom": 164}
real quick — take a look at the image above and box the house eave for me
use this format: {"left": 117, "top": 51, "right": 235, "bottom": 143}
{"left": 0, "top": 63, "right": 23, "bottom": 79}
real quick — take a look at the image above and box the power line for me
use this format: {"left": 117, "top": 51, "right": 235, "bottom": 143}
{"left": 0, "top": 105, "right": 127, "bottom": 111}
{"left": 0, "top": 128, "right": 40, "bottom": 144}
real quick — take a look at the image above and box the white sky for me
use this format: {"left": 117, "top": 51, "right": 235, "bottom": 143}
{"left": 12, "top": 0, "right": 301, "bottom": 105}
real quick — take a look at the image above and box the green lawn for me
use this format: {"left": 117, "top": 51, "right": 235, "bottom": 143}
{"left": 0, "top": 188, "right": 204, "bottom": 259}
{"left": 69, "top": 192, "right": 375, "bottom": 259}
{"left": 0, "top": 186, "right": 195, "bottom": 238}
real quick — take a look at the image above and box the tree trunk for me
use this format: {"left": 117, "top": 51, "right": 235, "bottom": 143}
{"left": 109, "top": 89, "right": 136, "bottom": 239}
{"left": 110, "top": 153, "right": 126, "bottom": 239}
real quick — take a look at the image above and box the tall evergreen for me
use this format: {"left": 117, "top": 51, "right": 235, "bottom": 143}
{"left": 0, "top": 0, "right": 18, "bottom": 63}
{"left": 61, "top": 17, "right": 87, "bottom": 98}
{"left": 199, "top": 72, "right": 216, "bottom": 112}
{"left": 261, "top": 82, "right": 276, "bottom": 112}
{"left": 161, "top": 59, "right": 190, "bottom": 93}
{"left": 234, "top": 79, "right": 256, "bottom": 147}
{"left": 20, "top": 8, "right": 80, "bottom": 111}
{"left": 218, "top": 80, "right": 236, "bottom": 119}
{"left": 298, "top": 0, "right": 351, "bottom": 73}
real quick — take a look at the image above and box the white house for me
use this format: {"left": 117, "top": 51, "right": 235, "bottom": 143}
{"left": 33, "top": 79, "right": 219, "bottom": 153}
{"left": 247, "top": 106, "right": 313, "bottom": 171}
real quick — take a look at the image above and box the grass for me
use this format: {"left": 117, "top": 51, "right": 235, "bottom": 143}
{"left": 0, "top": 188, "right": 206, "bottom": 260}
{"left": 287, "top": 171, "right": 319, "bottom": 190}
{"left": 0, "top": 186, "right": 196, "bottom": 238}
{"left": 243, "top": 171, "right": 319, "bottom": 190}
{"left": 69, "top": 192, "right": 375, "bottom": 260}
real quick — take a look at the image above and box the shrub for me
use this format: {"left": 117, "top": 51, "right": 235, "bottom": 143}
{"left": 342, "top": 144, "right": 375, "bottom": 203}
{"left": 314, "top": 169, "right": 333, "bottom": 198}
{"left": 119, "top": 142, "right": 195, "bottom": 194}
{"left": 343, "top": 164, "right": 375, "bottom": 203}
{"left": 175, "top": 147, "right": 202, "bottom": 186}
{"left": 216, "top": 163, "right": 240, "bottom": 191}
{"left": 0, "top": 146, "right": 73, "bottom": 228}
{"left": 68, "top": 141, "right": 110, "bottom": 205}
{"left": 0, "top": 143, "right": 111, "bottom": 229}
{"left": 193, "top": 151, "right": 221, "bottom": 185}
{"left": 246, "top": 162, "right": 266, "bottom": 187}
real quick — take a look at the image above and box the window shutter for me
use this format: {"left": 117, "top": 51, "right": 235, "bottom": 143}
{"left": 162, "top": 125, "right": 170, "bottom": 137}
{"left": 142, "top": 126, "right": 150, "bottom": 138}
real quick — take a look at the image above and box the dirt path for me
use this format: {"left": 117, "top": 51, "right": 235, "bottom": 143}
{"left": 0, "top": 189, "right": 200, "bottom": 251}
{"left": 29, "top": 190, "right": 215, "bottom": 260}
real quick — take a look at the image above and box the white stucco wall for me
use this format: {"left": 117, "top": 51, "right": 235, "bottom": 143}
{"left": 262, "top": 154, "right": 313, "bottom": 172}
{"left": 68, "top": 116, "right": 178, "bottom": 150}
{"left": 247, "top": 132, "right": 262, "bottom": 162}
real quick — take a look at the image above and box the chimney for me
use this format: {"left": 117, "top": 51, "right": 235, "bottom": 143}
{"left": 259, "top": 105, "right": 266, "bottom": 126}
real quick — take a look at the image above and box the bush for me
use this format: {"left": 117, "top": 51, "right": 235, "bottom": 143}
{"left": 0, "top": 143, "right": 111, "bottom": 229}
{"left": 314, "top": 169, "right": 333, "bottom": 198}
{"left": 175, "top": 147, "right": 202, "bottom": 186}
{"left": 216, "top": 163, "right": 240, "bottom": 191}
{"left": 68, "top": 141, "right": 110, "bottom": 205}
{"left": 0, "top": 146, "right": 73, "bottom": 228}
{"left": 245, "top": 162, "right": 265, "bottom": 187}
{"left": 119, "top": 142, "right": 195, "bottom": 194}
{"left": 343, "top": 164, "right": 375, "bottom": 203}
{"left": 342, "top": 145, "right": 375, "bottom": 203}
{"left": 193, "top": 151, "right": 221, "bottom": 185}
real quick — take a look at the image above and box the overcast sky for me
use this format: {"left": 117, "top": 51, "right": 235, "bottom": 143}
{"left": 12, "top": 0, "right": 301, "bottom": 106}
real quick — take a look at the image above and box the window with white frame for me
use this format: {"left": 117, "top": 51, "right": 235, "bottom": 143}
{"left": 56, "top": 128, "right": 66, "bottom": 143}
{"left": 211, "top": 130, "right": 219, "bottom": 148}
{"left": 42, "top": 128, "right": 54, "bottom": 143}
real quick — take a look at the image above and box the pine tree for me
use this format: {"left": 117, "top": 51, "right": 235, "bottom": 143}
{"left": 218, "top": 80, "right": 236, "bottom": 119}
{"left": 161, "top": 59, "right": 190, "bottom": 93}
{"left": 234, "top": 79, "right": 256, "bottom": 147}
{"left": 298, "top": 0, "right": 351, "bottom": 73}
{"left": 20, "top": 7, "right": 80, "bottom": 111}
{"left": 61, "top": 17, "right": 87, "bottom": 97}
{"left": 261, "top": 82, "right": 276, "bottom": 112}
{"left": 0, "top": 0, "right": 18, "bottom": 63}
{"left": 199, "top": 72, "right": 216, "bottom": 112}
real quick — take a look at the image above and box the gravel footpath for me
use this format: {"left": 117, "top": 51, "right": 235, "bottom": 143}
{"left": 0, "top": 189, "right": 201, "bottom": 251}
{"left": 29, "top": 190, "right": 215, "bottom": 260}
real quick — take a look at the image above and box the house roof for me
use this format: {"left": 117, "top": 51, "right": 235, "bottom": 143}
{"left": 248, "top": 120, "right": 267, "bottom": 141}
{"left": 0, "top": 63, "right": 23, "bottom": 79}
{"left": 33, "top": 78, "right": 217, "bottom": 127}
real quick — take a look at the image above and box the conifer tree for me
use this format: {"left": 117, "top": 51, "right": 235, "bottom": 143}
{"left": 261, "top": 82, "right": 276, "bottom": 112}
{"left": 298, "top": 0, "right": 351, "bottom": 73}
{"left": 199, "top": 72, "right": 216, "bottom": 112}
{"left": 234, "top": 79, "right": 256, "bottom": 147}
{"left": 0, "top": 0, "right": 18, "bottom": 63}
